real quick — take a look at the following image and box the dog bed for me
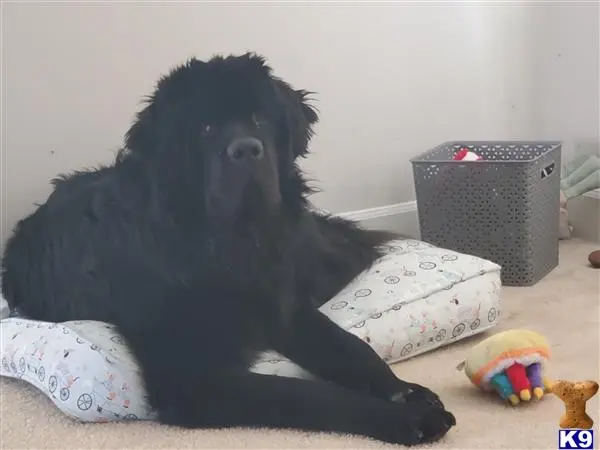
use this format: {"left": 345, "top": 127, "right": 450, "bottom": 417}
{"left": 0, "top": 238, "right": 502, "bottom": 423}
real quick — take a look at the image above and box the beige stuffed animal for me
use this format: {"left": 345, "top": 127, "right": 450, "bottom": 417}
{"left": 559, "top": 190, "right": 572, "bottom": 239}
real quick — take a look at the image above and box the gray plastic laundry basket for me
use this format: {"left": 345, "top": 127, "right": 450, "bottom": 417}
{"left": 411, "top": 141, "right": 562, "bottom": 286}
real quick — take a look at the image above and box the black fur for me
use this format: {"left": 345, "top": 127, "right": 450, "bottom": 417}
{"left": 1, "top": 53, "right": 455, "bottom": 445}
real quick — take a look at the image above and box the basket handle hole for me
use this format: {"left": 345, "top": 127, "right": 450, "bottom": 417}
{"left": 541, "top": 162, "right": 556, "bottom": 179}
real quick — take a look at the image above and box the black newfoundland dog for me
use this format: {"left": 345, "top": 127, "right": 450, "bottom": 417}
{"left": 2, "top": 53, "right": 454, "bottom": 445}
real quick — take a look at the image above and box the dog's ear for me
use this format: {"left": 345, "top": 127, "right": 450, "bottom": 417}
{"left": 124, "top": 58, "right": 207, "bottom": 157}
{"left": 124, "top": 98, "right": 157, "bottom": 156}
{"left": 274, "top": 79, "right": 319, "bottom": 159}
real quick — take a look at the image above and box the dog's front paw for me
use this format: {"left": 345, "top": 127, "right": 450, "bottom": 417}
{"left": 383, "top": 401, "right": 456, "bottom": 446}
{"left": 390, "top": 382, "right": 445, "bottom": 409}
{"left": 412, "top": 403, "right": 456, "bottom": 444}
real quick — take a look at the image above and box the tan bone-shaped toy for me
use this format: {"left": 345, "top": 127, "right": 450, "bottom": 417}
{"left": 546, "top": 379, "right": 599, "bottom": 429}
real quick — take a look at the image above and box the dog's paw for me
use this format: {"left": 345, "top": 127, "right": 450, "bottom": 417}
{"left": 384, "top": 402, "right": 456, "bottom": 446}
{"left": 411, "top": 404, "right": 456, "bottom": 444}
{"left": 390, "top": 382, "right": 445, "bottom": 409}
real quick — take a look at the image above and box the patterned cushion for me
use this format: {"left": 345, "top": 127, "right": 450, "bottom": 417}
{"left": 0, "top": 239, "right": 502, "bottom": 422}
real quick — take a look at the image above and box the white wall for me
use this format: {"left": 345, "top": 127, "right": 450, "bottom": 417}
{"left": 2, "top": 2, "right": 598, "bottom": 245}
{"left": 531, "top": 3, "right": 599, "bottom": 162}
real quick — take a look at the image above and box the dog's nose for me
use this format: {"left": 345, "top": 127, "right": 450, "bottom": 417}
{"left": 226, "top": 137, "right": 264, "bottom": 162}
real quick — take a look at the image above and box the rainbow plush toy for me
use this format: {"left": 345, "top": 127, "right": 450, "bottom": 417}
{"left": 457, "top": 329, "right": 551, "bottom": 405}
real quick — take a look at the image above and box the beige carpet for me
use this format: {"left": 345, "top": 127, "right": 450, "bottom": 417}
{"left": 1, "top": 239, "right": 599, "bottom": 449}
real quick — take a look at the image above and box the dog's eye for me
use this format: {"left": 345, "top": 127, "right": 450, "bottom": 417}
{"left": 252, "top": 114, "right": 267, "bottom": 128}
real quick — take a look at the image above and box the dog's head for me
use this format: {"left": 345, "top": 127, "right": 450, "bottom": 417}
{"left": 123, "top": 53, "right": 318, "bottom": 223}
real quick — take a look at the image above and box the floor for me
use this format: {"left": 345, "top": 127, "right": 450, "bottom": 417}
{"left": 1, "top": 238, "right": 598, "bottom": 449}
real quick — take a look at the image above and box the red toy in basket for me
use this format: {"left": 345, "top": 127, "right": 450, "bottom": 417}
{"left": 453, "top": 147, "right": 482, "bottom": 161}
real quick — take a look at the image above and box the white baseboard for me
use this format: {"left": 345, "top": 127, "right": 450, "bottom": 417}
{"left": 335, "top": 190, "right": 600, "bottom": 240}
{"left": 334, "top": 201, "right": 421, "bottom": 239}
